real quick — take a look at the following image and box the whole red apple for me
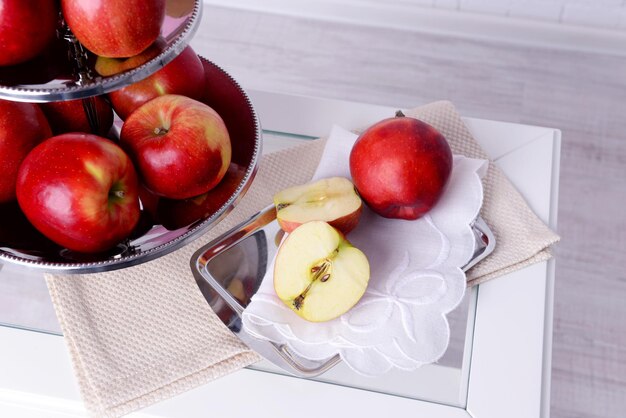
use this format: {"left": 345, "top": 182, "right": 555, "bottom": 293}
{"left": 40, "top": 96, "right": 114, "bottom": 136}
{"left": 0, "top": 0, "right": 58, "bottom": 66}
{"left": 16, "top": 133, "right": 140, "bottom": 253}
{"left": 349, "top": 113, "right": 453, "bottom": 220}
{"left": 156, "top": 163, "right": 247, "bottom": 230}
{"left": 0, "top": 100, "right": 52, "bottom": 203}
{"left": 120, "top": 94, "right": 231, "bottom": 200}
{"left": 61, "top": 0, "right": 165, "bottom": 58}
{"left": 108, "top": 46, "right": 205, "bottom": 120}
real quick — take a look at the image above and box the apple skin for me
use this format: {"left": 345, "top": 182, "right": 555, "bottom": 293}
{"left": 349, "top": 115, "right": 453, "bottom": 220}
{"left": 94, "top": 38, "right": 165, "bottom": 76}
{"left": 16, "top": 133, "right": 141, "bottom": 253}
{"left": 40, "top": 96, "right": 114, "bottom": 136}
{"left": 108, "top": 46, "right": 205, "bottom": 120}
{"left": 156, "top": 163, "right": 246, "bottom": 230}
{"left": 61, "top": 0, "right": 165, "bottom": 58}
{"left": 138, "top": 185, "right": 160, "bottom": 220}
{"left": 274, "top": 177, "right": 363, "bottom": 235}
{"left": 0, "top": 0, "right": 58, "bottom": 66}
{"left": 120, "top": 94, "right": 232, "bottom": 200}
{"left": 0, "top": 100, "right": 52, "bottom": 203}
{"left": 278, "top": 208, "right": 361, "bottom": 235}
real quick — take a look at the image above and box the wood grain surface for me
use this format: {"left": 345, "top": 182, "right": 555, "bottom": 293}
{"left": 191, "top": 6, "right": 626, "bottom": 418}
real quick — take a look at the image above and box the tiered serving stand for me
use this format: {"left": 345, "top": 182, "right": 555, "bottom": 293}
{"left": 0, "top": 0, "right": 262, "bottom": 273}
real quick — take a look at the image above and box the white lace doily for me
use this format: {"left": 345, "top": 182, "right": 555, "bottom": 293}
{"left": 242, "top": 125, "right": 488, "bottom": 376}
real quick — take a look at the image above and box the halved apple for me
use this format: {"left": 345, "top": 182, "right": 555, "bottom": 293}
{"left": 274, "top": 177, "right": 362, "bottom": 235}
{"left": 274, "top": 221, "right": 370, "bottom": 322}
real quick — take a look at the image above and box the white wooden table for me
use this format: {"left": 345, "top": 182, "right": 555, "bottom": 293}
{"left": 0, "top": 91, "right": 560, "bottom": 418}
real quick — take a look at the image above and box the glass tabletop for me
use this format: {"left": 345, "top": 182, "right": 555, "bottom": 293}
{"left": 0, "top": 129, "right": 478, "bottom": 409}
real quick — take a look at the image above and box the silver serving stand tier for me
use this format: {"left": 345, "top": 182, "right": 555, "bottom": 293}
{"left": 0, "top": 1, "right": 263, "bottom": 274}
{"left": 0, "top": 0, "right": 202, "bottom": 102}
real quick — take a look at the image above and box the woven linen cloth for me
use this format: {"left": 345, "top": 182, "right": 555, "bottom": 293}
{"left": 46, "top": 100, "right": 558, "bottom": 417}
{"left": 45, "top": 141, "right": 325, "bottom": 417}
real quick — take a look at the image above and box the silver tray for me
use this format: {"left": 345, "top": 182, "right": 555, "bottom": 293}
{"left": 191, "top": 205, "right": 496, "bottom": 377}
{"left": 0, "top": 0, "right": 202, "bottom": 102}
{"left": 0, "top": 57, "right": 262, "bottom": 273}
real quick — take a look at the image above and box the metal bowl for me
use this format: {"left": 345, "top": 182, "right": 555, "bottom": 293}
{"left": 0, "top": 0, "right": 202, "bottom": 102}
{"left": 0, "top": 57, "right": 262, "bottom": 273}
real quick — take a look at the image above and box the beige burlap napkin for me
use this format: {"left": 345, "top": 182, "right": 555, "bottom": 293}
{"left": 46, "top": 100, "right": 558, "bottom": 417}
{"left": 45, "top": 141, "right": 325, "bottom": 417}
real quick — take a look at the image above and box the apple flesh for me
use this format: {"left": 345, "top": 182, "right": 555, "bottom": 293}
{"left": 0, "top": 0, "right": 58, "bottom": 66}
{"left": 109, "top": 46, "right": 205, "bottom": 120}
{"left": 350, "top": 113, "right": 453, "bottom": 220}
{"left": 62, "top": 0, "right": 165, "bottom": 58}
{"left": 0, "top": 100, "right": 52, "bottom": 203}
{"left": 16, "top": 133, "right": 140, "bottom": 253}
{"left": 274, "top": 221, "right": 370, "bottom": 322}
{"left": 40, "top": 96, "right": 113, "bottom": 136}
{"left": 120, "top": 94, "right": 231, "bottom": 200}
{"left": 274, "top": 177, "right": 362, "bottom": 235}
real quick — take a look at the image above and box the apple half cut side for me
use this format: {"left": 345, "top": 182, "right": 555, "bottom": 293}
{"left": 274, "top": 221, "right": 370, "bottom": 322}
{"left": 274, "top": 177, "right": 363, "bottom": 235}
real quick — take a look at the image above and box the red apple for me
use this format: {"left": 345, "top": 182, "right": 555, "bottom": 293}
{"left": 156, "top": 163, "right": 246, "bottom": 230}
{"left": 138, "top": 185, "right": 160, "bottom": 220}
{"left": 349, "top": 113, "right": 453, "bottom": 220}
{"left": 0, "top": 100, "right": 52, "bottom": 203}
{"left": 273, "top": 177, "right": 362, "bottom": 235}
{"left": 274, "top": 221, "right": 370, "bottom": 322}
{"left": 0, "top": 0, "right": 58, "bottom": 66}
{"left": 108, "top": 46, "right": 205, "bottom": 120}
{"left": 61, "top": 0, "right": 165, "bottom": 58}
{"left": 94, "top": 38, "right": 166, "bottom": 76}
{"left": 16, "top": 133, "right": 140, "bottom": 253}
{"left": 40, "top": 96, "right": 114, "bottom": 136}
{"left": 120, "top": 94, "right": 232, "bottom": 200}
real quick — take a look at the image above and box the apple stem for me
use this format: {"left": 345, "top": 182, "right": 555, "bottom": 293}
{"left": 153, "top": 127, "right": 169, "bottom": 136}
{"left": 111, "top": 190, "right": 126, "bottom": 199}
{"left": 395, "top": 110, "right": 405, "bottom": 117}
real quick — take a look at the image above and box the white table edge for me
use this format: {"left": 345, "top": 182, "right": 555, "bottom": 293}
{"left": 0, "top": 91, "right": 560, "bottom": 418}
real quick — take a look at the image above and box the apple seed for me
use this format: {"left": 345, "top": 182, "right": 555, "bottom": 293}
{"left": 293, "top": 257, "right": 335, "bottom": 310}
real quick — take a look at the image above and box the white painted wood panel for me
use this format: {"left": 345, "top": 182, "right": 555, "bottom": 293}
{"left": 202, "top": 0, "right": 626, "bottom": 56}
